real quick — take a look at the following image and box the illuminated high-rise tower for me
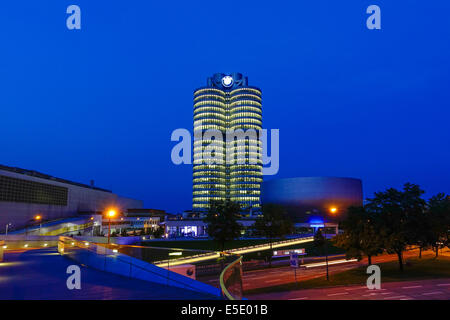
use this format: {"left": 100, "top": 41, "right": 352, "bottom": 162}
{"left": 193, "top": 73, "right": 262, "bottom": 213}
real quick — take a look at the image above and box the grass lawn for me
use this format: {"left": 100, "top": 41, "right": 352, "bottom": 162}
{"left": 244, "top": 254, "right": 450, "bottom": 295}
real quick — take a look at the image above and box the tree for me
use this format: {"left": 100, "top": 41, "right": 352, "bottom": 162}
{"left": 253, "top": 204, "right": 294, "bottom": 266}
{"left": 313, "top": 228, "right": 326, "bottom": 252}
{"left": 406, "top": 202, "right": 433, "bottom": 258}
{"left": 366, "top": 183, "right": 426, "bottom": 271}
{"left": 428, "top": 193, "right": 450, "bottom": 257}
{"left": 313, "top": 228, "right": 329, "bottom": 280}
{"left": 203, "top": 200, "right": 242, "bottom": 251}
{"left": 152, "top": 226, "right": 165, "bottom": 239}
{"left": 333, "top": 206, "right": 383, "bottom": 266}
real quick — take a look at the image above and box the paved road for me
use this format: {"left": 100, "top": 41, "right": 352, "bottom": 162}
{"left": 0, "top": 248, "right": 219, "bottom": 300}
{"left": 242, "top": 259, "right": 357, "bottom": 291}
{"left": 239, "top": 250, "right": 428, "bottom": 291}
{"left": 248, "top": 278, "right": 450, "bottom": 300}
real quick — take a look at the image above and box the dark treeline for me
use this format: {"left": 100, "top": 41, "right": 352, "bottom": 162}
{"left": 334, "top": 183, "right": 450, "bottom": 271}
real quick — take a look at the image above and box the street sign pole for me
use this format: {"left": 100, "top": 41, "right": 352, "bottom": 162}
{"left": 290, "top": 252, "right": 299, "bottom": 287}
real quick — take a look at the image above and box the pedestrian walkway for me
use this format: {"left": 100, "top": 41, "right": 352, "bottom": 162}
{"left": 0, "top": 248, "right": 219, "bottom": 300}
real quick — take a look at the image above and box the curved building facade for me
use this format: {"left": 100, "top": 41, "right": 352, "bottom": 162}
{"left": 193, "top": 73, "right": 262, "bottom": 212}
{"left": 262, "top": 177, "right": 363, "bottom": 223}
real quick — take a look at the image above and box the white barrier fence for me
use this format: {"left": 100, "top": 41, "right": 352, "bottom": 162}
{"left": 154, "top": 236, "right": 315, "bottom": 267}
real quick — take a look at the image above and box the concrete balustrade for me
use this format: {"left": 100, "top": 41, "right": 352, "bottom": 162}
{"left": 58, "top": 236, "right": 221, "bottom": 297}
{"left": 1, "top": 234, "right": 140, "bottom": 250}
{"left": 0, "top": 235, "right": 59, "bottom": 250}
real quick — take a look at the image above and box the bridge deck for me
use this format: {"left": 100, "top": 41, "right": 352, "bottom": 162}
{"left": 0, "top": 248, "right": 219, "bottom": 300}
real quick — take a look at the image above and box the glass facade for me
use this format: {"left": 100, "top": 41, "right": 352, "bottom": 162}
{"left": 193, "top": 73, "right": 262, "bottom": 213}
{"left": 0, "top": 175, "right": 68, "bottom": 206}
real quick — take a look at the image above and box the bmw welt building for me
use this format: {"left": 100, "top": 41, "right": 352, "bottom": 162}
{"left": 0, "top": 164, "right": 143, "bottom": 230}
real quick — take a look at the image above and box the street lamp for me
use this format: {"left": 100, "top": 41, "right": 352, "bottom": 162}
{"left": 35, "top": 215, "right": 42, "bottom": 235}
{"left": 106, "top": 209, "right": 117, "bottom": 245}
{"left": 321, "top": 207, "right": 338, "bottom": 281}
{"left": 5, "top": 223, "right": 12, "bottom": 236}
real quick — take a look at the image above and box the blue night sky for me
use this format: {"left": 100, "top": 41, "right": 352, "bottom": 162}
{"left": 0, "top": 1, "right": 449, "bottom": 213}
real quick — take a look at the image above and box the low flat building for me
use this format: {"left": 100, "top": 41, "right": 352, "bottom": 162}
{"left": 162, "top": 217, "right": 255, "bottom": 238}
{"left": 103, "top": 215, "right": 161, "bottom": 234}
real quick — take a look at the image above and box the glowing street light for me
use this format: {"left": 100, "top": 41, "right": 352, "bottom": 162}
{"left": 35, "top": 215, "right": 43, "bottom": 234}
{"left": 107, "top": 210, "right": 116, "bottom": 218}
{"left": 321, "top": 207, "right": 338, "bottom": 281}
{"left": 106, "top": 209, "right": 117, "bottom": 245}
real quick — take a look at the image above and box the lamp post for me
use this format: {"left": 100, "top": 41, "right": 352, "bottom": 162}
{"left": 5, "top": 223, "right": 12, "bottom": 236}
{"left": 107, "top": 210, "right": 117, "bottom": 245}
{"left": 323, "top": 207, "right": 338, "bottom": 281}
{"left": 35, "top": 215, "right": 42, "bottom": 235}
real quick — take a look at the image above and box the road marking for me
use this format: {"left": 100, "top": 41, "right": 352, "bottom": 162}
{"left": 327, "top": 292, "right": 349, "bottom": 296}
{"left": 289, "top": 297, "right": 309, "bottom": 300}
{"left": 246, "top": 276, "right": 269, "bottom": 280}
{"left": 384, "top": 295, "right": 407, "bottom": 300}
{"left": 437, "top": 283, "right": 450, "bottom": 287}
{"left": 264, "top": 279, "right": 282, "bottom": 283}
{"left": 381, "top": 292, "right": 392, "bottom": 295}
{"left": 345, "top": 286, "right": 366, "bottom": 291}
{"left": 422, "top": 291, "right": 443, "bottom": 296}
{"left": 362, "top": 293, "right": 379, "bottom": 297}
{"left": 402, "top": 285, "right": 422, "bottom": 289}
{"left": 365, "top": 289, "right": 386, "bottom": 292}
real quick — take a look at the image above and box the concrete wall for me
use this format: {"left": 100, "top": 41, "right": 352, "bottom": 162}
{"left": 0, "top": 235, "right": 59, "bottom": 249}
{"left": 73, "top": 235, "right": 141, "bottom": 245}
{"left": 0, "top": 234, "right": 140, "bottom": 249}
{"left": 0, "top": 168, "right": 143, "bottom": 230}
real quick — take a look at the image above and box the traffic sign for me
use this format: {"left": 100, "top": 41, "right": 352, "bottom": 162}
{"left": 273, "top": 248, "right": 305, "bottom": 258}
{"left": 290, "top": 252, "right": 299, "bottom": 268}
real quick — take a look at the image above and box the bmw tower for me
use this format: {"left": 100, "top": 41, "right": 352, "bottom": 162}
{"left": 193, "top": 73, "right": 263, "bottom": 214}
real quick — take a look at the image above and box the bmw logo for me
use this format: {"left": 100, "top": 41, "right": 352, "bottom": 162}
{"left": 222, "top": 76, "right": 233, "bottom": 88}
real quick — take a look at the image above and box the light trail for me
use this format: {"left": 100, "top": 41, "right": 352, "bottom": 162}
{"left": 304, "top": 258, "right": 358, "bottom": 268}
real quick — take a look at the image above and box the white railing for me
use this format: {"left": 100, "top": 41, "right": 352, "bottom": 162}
{"left": 153, "top": 236, "right": 314, "bottom": 267}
